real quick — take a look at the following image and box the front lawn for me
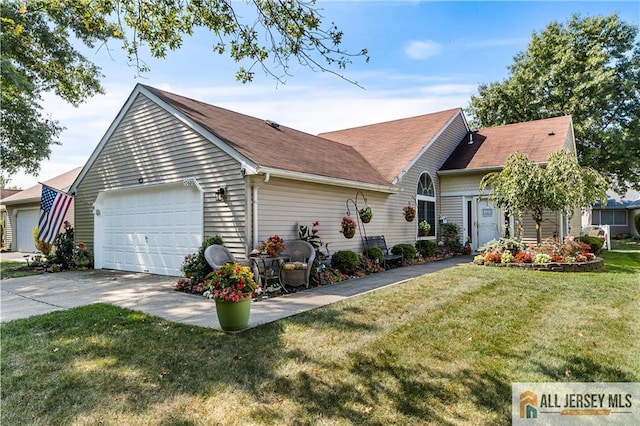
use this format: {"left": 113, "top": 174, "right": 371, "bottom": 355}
{"left": 1, "top": 245, "right": 638, "bottom": 425}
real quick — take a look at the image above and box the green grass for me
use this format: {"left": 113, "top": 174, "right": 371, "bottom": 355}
{"left": 1, "top": 246, "right": 638, "bottom": 425}
{"left": 0, "top": 260, "right": 42, "bottom": 279}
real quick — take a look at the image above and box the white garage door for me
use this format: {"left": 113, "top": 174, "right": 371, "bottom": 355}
{"left": 16, "top": 209, "right": 40, "bottom": 252}
{"left": 95, "top": 182, "right": 203, "bottom": 276}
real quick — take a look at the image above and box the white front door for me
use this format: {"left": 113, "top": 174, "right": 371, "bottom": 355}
{"left": 476, "top": 198, "right": 500, "bottom": 247}
{"left": 94, "top": 182, "right": 203, "bottom": 276}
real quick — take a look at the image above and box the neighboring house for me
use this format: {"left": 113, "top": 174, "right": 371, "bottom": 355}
{"left": 71, "top": 84, "right": 579, "bottom": 276}
{"left": 585, "top": 190, "right": 640, "bottom": 237}
{"left": 2, "top": 168, "right": 81, "bottom": 252}
{"left": 1, "top": 188, "right": 22, "bottom": 249}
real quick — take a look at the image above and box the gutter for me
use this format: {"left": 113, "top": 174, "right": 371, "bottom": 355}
{"left": 256, "top": 167, "right": 398, "bottom": 194}
{"left": 251, "top": 173, "right": 270, "bottom": 249}
{"left": 437, "top": 162, "right": 549, "bottom": 176}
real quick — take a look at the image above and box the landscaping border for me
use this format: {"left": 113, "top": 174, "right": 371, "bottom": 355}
{"left": 479, "top": 258, "right": 604, "bottom": 272}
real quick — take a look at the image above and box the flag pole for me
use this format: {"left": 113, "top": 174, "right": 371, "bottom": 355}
{"left": 38, "top": 183, "right": 73, "bottom": 197}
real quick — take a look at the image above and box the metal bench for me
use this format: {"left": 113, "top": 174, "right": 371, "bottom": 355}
{"left": 364, "top": 235, "right": 404, "bottom": 269}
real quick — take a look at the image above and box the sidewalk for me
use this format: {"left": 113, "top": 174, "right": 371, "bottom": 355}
{"left": 1, "top": 256, "right": 471, "bottom": 330}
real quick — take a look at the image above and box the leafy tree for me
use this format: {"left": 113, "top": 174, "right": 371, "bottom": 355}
{"left": 0, "top": 0, "right": 368, "bottom": 180}
{"left": 467, "top": 14, "right": 640, "bottom": 193}
{"left": 480, "top": 150, "right": 609, "bottom": 244}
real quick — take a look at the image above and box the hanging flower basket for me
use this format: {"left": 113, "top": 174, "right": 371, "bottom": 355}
{"left": 340, "top": 216, "right": 357, "bottom": 239}
{"left": 359, "top": 206, "right": 373, "bottom": 223}
{"left": 403, "top": 205, "right": 416, "bottom": 222}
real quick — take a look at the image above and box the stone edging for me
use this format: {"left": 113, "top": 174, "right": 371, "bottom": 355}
{"left": 477, "top": 258, "right": 604, "bottom": 272}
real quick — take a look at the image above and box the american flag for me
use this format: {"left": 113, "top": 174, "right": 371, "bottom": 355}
{"left": 37, "top": 184, "right": 73, "bottom": 244}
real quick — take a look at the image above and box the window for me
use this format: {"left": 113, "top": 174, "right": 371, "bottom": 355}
{"left": 417, "top": 173, "right": 436, "bottom": 237}
{"left": 599, "top": 210, "right": 627, "bottom": 226}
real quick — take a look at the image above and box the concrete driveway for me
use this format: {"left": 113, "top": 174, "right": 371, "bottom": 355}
{"left": 1, "top": 256, "right": 472, "bottom": 330}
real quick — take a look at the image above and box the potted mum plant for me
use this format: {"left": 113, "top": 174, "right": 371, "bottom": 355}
{"left": 403, "top": 204, "right": 416, "bottom": 222}
{"left": 359, "top": 206, "right": 373, "bottom": 223}
{"left": 203, "top": 262, "right": 259, "bottom": 331}
{"left": 418, "top": 220, "right": 431, "bottom": 236}
{"left": 340, "top": 216, "right": 357, "bottom": 239}
{"left": 257, "top": 235, "right": 285, "bottom": 257}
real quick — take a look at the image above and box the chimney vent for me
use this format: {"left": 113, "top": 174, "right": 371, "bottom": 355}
{"left": 265, "top": 119, "right": 280, "bottom": 130}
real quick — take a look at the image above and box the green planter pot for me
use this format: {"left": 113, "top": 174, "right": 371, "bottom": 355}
{"left": 215, "top": 297, "right": 251, "bottom": 331}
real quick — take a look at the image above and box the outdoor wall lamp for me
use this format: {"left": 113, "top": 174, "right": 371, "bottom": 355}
{"left": 215, "top": 186, "right": 227, "bottom": 202}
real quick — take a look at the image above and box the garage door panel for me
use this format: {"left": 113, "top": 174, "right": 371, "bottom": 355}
{"left": 16, "top": 209, "right": 40, "bottom": 252}
{"left": 97, "top": 183, "right": 202, "bottom": 276}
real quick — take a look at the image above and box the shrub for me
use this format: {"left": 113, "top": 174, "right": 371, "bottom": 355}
{"left": 484, "top": 252, "right": 502, "bottom": 263}
{"left": 415, "top": 240, "right": 437, "bottom": 258}
{"left": 514, "top": 252, "right": 533, "bottom": 263}
{"left": 48, "top": 221, "right": 75, "bottom": 268}
{"left": 533, "top": 253, "right": 552, "bottom": 264}
{"left": 32, "top": 227, "right": 53, "bottom": 255}
{"left": 576, "top": 236, "right": 603, "bottom": 254}
{"left": 477, "top": 238, "right": 525, "bottom": 254}
{"left": 473, "top": 254, "right": 485, "bottom": 264}
{"left": 446, "top": 239, "right": 464, "bottom": 254}
{"left": 363, "top": 246, "right": 384, "bottom": 266}
{"left": 331, "top": 250, "right": 360, "bottom": 275}
{"left": 392, "top": 243, "right": 416, "bottom": 262}
{"left": 441, "top": 223, "right": 460, "bottom": 241}
{"left": 501, "top": 251, "right": 515, "bottom": 263}
{"left": 181, "top": 235, "right": 224, "bottom": 283}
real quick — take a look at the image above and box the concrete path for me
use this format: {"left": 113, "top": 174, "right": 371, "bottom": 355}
{"left": 1, "top": 256, "right": 471, "bottom": 330}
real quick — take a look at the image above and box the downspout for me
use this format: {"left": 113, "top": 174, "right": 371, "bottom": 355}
{"left": 252, "top": 173, "right": 270, "bottom": 249}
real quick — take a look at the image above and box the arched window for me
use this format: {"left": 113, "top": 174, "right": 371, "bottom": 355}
{"left": 417, "top": 173, "right": 436, "bottom": 237}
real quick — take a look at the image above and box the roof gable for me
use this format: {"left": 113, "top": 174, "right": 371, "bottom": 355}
{"left": 319, "top": 108, "right": 462, "bottom": 182}
{"left": 440, "top": 115, "right": 573, "bottom": 171}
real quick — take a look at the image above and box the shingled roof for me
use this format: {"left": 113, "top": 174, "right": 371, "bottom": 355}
{"left": 319, "top": 109, "right": 461, "bottom": 183}
{"left": 440, "top": 115, "right": 573, "bottom": 171}
{"left": 2, "top": 167, "right": 82, "bottom": 205}
{"left": 142, "top": 85, "right": 391, "bottom": 187}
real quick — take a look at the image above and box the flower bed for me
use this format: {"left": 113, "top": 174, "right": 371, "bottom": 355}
{"left": 473, "top": 237, "right": 604, "bottom": 272}
{"left": 480, "top": 258, "right": 604, "bottom": 272}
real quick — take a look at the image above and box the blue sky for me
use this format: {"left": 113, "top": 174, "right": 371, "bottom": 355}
{"left": 11, "top": 1, "right": 640, "bottom": 189}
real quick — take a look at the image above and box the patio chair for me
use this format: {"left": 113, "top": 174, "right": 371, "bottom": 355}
{"left": 280, "top": 240, "right": 316, "bottom": 288}
{"left": 204, "top": 245, "right": 236, "bottom": 269}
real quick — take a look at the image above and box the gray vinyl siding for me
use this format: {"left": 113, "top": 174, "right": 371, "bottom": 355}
{"left": 254, "top": 178, "right": 409, "bottom": 254}
{"left": 75, "top": 93, "right": 247, "bottom": 257}
{"left": 440, "top": 196, "right": 464, "bottom": 238}
{"left": 399, "top": 113, "right": 469, "bottom": 240}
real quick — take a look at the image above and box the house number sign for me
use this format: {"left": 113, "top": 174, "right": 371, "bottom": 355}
{"left": 482, "top": 208, "right": 493, "bottom": 217}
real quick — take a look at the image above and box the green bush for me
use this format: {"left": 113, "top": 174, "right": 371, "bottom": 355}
{"left": 415, "top": 240, "right": 437, "bottom": 258}
{"left": 48, "top": 221, "right": 75, "bottom": 268}
{"left": 477, "top": 238, "right": 525, "bottom": 254}
{"left": 182, "top": 235, "right": 224, "bottom": 283}
{"left": 363, "top": 247, "right": 384, "bottom": 266}
{"left": 331, "top": 250, "right": 360, "bottom": 275}
{"left": 441, "top": 223, "right": 460, "bottom": 241}
{"left": 391, "top": 243, "right": 416, "bottom": 262}
{"left": 576, "top": 236, "right": 604, "bottom": 254}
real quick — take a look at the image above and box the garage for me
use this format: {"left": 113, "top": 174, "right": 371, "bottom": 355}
{"left": 15, "top": 209, "right": 40, "bottom": 252}
{"left": 94, "top": 182, "right": 203, "bottom": 276}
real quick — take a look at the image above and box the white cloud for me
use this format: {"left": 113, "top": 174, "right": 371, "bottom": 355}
{"left": 404, "top": 40, "right": 442, "bottom": 60}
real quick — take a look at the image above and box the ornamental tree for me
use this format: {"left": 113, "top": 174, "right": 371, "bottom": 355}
{"left": 480, "top": 150, "right": 608, "bottom": 244}
{"left": 0, "top": 0, "right": 368, "bottom": 180}
{"left": 467, "top": 14, "right": 640, "bottom": 193}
